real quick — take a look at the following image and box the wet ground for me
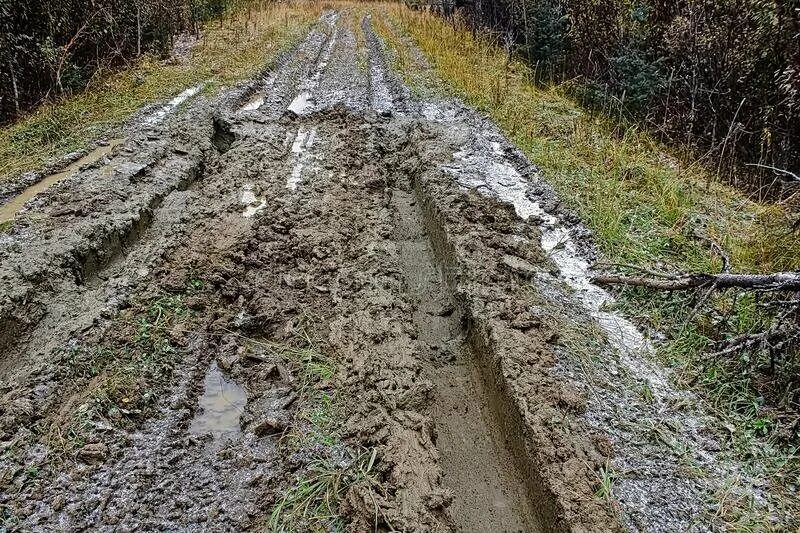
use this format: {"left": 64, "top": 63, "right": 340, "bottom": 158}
{"left": 0, "top": 6, "right": 790, "bottom": 532}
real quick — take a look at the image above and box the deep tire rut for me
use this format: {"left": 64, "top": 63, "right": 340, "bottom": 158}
{"left": 391, "top": 182, "right": 541, "bottom": 532}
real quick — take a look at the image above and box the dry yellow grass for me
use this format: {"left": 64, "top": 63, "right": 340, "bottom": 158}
{"left": 0, "top": 1, "right": 322, "bottom": 184}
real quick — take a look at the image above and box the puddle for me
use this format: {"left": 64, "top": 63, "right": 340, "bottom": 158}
{"left": 189, "top": 362, "right": 247, "bottom": 440}
{"left": 240, "top": 184, "right": 267, "bottom": 218}
{"left": 0, "top": 140, "right": 124, "bottom": 223}
{"left": 286, "top": 15, "right": 339, "bottom": 116}
{"left": 145, "top": 83, "right": 204, "bottom": 124}
{"left": 287, "top": 127, "right": 317, "bottom": 190}
{"left": 288, "top": 91, "right": 313, "bottom": 115}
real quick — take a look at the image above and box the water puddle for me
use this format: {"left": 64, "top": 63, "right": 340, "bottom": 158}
{"left": 189, "top": 362, "right": 247, "bottom": 440}
{"left": 0, "top": 140, "right": 124, "bottom": 223}
{"left": 288, "top": 91, "right": 313, "bottom": 115}
{"left": 287, "top": 126, "right": 317, "bottom": 190}
{"left": 241, "top": 184, "right": 267, "bottom": 218}
{"left": 145, "top": 83, "right": 204, "bottom": 124}
{"left": 286, "top": 14, "right": 339, "bottom": 116}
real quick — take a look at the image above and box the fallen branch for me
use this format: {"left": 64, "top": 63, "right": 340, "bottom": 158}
{"left": 591, "top": 271, "right": 800, "bottom": 291}
{"left": 745, "top": 163, "right": 800, "bottom": 182}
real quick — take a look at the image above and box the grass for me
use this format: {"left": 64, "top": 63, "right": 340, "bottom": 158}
{"left": 48, "top": 293, "right": 191, "bottom": 457}
{"left": 0, "top": 0, "right": 322, "bottom": 184}
{"left": 377, "top": 2, "right": 800, "bottom": 525}
{"left": 268, "top": 449, "right": 384, "bottom": 533}
{"left": 595, "top": 459, "right": 617, "bottom": 503}
{"left": 248, "top": 328, "right": 387, "bottom": 531}
{"left": 245, "top": 332, "right": 341, "bottom": 449}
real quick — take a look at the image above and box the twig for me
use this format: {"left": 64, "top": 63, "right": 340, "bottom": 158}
{"left": 592, "top": 271, "right": 800, "bottom": 291}
{"left": 745, "top": 163, "right": 800, "bottom": 182}
{"left": 591, "top": 261, "right": 681, "bottom": 280}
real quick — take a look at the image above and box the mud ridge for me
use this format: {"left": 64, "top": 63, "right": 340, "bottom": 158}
{"left": 396, "top": 121, "right": 622, "bottom": 531}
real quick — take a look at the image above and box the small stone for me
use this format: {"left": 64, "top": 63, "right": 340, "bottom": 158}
{"left": 501, "top": 255, "right": 538, "bottom": 278}
{"left": 78, "top": 442, "right": 108, "bottom": 464}
{"left": 252, "top": 416, "right": 287, "bottom": 437}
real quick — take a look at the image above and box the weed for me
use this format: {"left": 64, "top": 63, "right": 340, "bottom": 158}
{"left": 595, "top": 459, "right": 616, "bottom": 503}
{"left": 640, "top": 383, "right": 654, "bottom": 404}
{"left": 269, "top": 448, "right": 383, "bottom": 533}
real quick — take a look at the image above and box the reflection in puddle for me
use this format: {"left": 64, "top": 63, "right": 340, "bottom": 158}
{"left": 190, "top": 362, "right": 247, "bottom": 440}
{"left": 288, "top": 91, "right": 313, "bottom": 115}
{"left": 287, "top": 127, "right": 317, "bottom": 191}
{"left": 0, "top": 139, "right": 124, "bottom": 223}
{"left": 241, "top": 183, "right": 267, "bottom": 218}
{"left": 145, "top": 83, "right": 204, "bottom": 124}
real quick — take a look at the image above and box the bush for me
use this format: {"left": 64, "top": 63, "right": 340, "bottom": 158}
{"left": 0, "top": 0, "right": 240, "bottom": 124}
{"left": 442, "top": 0, "right": 800, "bottom": 184}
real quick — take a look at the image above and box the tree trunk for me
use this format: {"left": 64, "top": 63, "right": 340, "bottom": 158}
{"left": 9, "top": 61, "right": 20, "bottom": 117}
{"left": 137, "top": 3, "right": 142, "bottom": 57}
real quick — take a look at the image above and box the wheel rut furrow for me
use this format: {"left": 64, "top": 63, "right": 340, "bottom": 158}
{"left": 390, "top": 182, "right": 542, "bottom": 532}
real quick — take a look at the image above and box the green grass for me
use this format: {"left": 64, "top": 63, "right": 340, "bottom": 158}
{"left": 246, "top": 327, "right": 385, "bottom": 531}
{"left": 595, "top": 459, "right": 616, "bottom": 503}
{"left": 0, "top": 1, "right": 321, "bottom": 184}
{"left": 269, "top": 449, "right": 383, "bottom": 533}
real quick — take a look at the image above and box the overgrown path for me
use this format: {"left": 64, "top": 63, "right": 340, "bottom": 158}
{"left": 0, "top": 5, "right": 793, "bottom": 531}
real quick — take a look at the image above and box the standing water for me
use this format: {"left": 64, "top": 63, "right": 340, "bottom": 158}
{"left": 189, "top": 362, "right": 247, "bottom": 440}
{"left": 0, "top": 140, "right": 124, "bottom": 223}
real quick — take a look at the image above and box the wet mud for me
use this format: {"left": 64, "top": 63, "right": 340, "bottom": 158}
{"left": 0, "top": 6, "right": 787, "bottom": 533}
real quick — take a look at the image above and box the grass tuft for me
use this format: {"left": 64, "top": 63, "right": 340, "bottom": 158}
{"left": 269, "top": 448, "right": 382, "bottom": 533}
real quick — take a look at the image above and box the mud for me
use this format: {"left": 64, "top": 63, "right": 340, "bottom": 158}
{"left": 0, "top": 6, "right": 788, "bottom": 533}
{"left": 0, "top": 140, "right": 125, "bottom": 224}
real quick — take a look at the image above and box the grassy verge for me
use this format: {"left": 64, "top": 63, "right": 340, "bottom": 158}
{"left": 0, "top": 1, "right": 322, "bottom": 184}
{"left": 377, "top": 2, "right": 800, "bottom": 525}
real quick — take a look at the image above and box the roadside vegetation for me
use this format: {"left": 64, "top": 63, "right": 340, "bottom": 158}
{"left": 0, "top": 1, "right": 320, "bottom": 184}
{"left": 379, "top": 3, "right": 800, "bottom": 524}
{"left": 410, "top": 0, "right": 800, "bottom": 196}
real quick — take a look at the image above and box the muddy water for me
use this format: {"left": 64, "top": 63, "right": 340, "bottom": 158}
{"left": 0, "top": 140, "right": 124, "bottom": 223}
{"left": 145, "top": 84, "right": 205, "bottom": 124}
{"left": 189, "top": 362, "right": 247, "bottom": 440}
{"left": 391, "top": 187, "right": 542, "bottom": 532}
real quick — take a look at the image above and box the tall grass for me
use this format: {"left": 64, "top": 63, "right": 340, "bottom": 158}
{"left": 0, "top": 1, "right": 322, "bottom": 184}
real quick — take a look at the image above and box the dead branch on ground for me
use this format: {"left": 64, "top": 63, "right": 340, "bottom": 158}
{"left": 591, "top": 271, "right": 800, "bottom": 291}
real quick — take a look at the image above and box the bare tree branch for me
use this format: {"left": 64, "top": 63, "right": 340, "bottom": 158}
{"left": 591, "top": 271, "right": 800, "bottom": 291}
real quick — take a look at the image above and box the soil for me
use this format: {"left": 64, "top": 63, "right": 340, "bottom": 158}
{"left": 0, "top": 6, "right": 789, "bottom": 532}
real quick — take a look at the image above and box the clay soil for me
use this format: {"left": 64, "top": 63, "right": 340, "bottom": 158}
{"left": 0, "top": 6, "right": 774, "bottom": 533}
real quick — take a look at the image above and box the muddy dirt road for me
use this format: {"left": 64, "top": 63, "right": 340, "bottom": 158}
{"left": 0, "top": 7, "right": 786, "bottom": 532}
